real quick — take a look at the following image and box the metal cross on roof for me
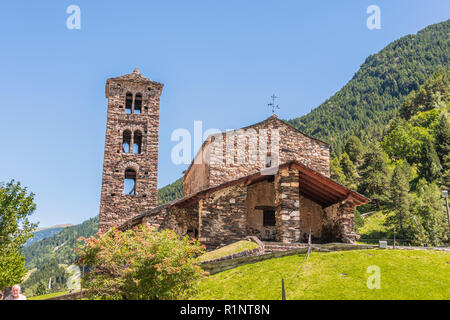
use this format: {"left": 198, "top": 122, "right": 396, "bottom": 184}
{"left": 268, "top": 94, "right": 280, "bottom": 114}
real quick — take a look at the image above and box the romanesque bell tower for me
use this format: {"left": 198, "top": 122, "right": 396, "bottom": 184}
{"left": 99, "top": 68, "right": 163, "bottom": 232}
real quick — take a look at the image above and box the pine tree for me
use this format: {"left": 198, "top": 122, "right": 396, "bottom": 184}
{"left": 418, "top": 138, "right": 442, "bottom": 182}
{"left": 411, "top": 180, "right": 449, "bottom": 246}
{"left": 344, "top": 136, "right": 364, "bottom": 164}
{"left": 435, "top": 114, "right": 450, "bottom": 188}
{"left": 358, "top": 141, "right": 391, "bottom": 209}
{"left": 388, "top": 160, "right": 413, "bottom": 238}
{"left": 330, "top": 156, "right": 346, "bottom": 185}
{"left": 340, "top": 152, "right": 358, "bottom": 189}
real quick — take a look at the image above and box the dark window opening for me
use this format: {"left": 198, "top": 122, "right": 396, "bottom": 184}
{"left": 187, "top": 228, "right": 199, "bottom": 239}
{"left": 125, "top": 93, "right": 133, "bottom": 114}
{"left": 265, "top": 154, "right": 273, "bottom": 168}
{"left": 134, "top": 94, "right": 142, "bottom": 114}
{"left": 122, "top": 130, "right": 131, "bottom": 153}
{"left": 133, "top": 130, "right": 142, "bottom": 154}
{"left": 263, "top": 210, "right": 276, "bottom": 227}
{"left": 124, "top": 169, "right": 136, "bottom": 196}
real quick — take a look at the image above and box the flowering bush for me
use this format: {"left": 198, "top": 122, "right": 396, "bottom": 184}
{"left": 75, "top": 225, "right": 207, "bottom": 300}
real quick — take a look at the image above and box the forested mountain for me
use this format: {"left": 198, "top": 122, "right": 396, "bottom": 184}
{"left": 287, "top": 20, "right": 449, "bottom": 154}
{"left": 336, "top": 68, "right": 449, "bottom": 246}
{"left": 23, "top": 216, "right": 98, "bottom": 269}
{"left": 157, "top": 177, "right": 184, "bottom": 205}
{"left": 25, "top": 225, "right": 73, "bottom": 247}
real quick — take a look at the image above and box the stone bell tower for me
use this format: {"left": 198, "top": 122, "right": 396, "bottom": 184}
{"left": 99, "top": 68, "right": 163, "bottom": 232}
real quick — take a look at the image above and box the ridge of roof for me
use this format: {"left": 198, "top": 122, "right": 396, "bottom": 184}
{"left": 183, "top": 114, "right": 330, "bottom": 176}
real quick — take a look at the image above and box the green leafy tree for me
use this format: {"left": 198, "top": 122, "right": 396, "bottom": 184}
{"left": 358, "top": 141, "right": 391, "bottom": 209}
{"left": 0, "top": 180, "right": 36, "bottom": 290}
{"left": 75, "top": 226, "right": 207, "bottom": 300}
{"left": 381, "top": 118, "right": 428, "bottom": 163}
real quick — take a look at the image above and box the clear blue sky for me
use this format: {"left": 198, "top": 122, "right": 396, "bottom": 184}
{"left": 0, "top": 1, "right": 448, "bottom": 227}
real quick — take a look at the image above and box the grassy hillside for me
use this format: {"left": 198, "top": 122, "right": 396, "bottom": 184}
{"left": 198, "top": 240, "right": 259, "bottom": 262}
{"left": 193, "top": 249, "right": 450, "bottom": 300}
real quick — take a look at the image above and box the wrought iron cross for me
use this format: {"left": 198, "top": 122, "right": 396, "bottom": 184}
{"left": 268, "top": 94, "right": 280, "bottom": 114}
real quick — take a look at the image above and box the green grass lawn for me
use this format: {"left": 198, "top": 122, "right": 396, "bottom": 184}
{"left": 28, "top": 290, "right": 71, "bottom": 300}
{"left": 193, "top": 249, "right": 450, "bottom": 300}
{"left": 198, "top": 240, "right": 259, "bottom": 262}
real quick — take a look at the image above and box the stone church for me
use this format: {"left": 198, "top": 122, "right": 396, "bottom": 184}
{"left": 99, "top": 70, "right": 369, "bottom": 249}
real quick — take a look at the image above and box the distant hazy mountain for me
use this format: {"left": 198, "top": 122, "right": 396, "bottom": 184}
{"left": 25, "top": 224, "right": 73, "bottom": 247}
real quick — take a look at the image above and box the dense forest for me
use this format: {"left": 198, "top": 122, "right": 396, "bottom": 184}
{"left": 287, "top": 20, "right": 449, "bottom": 154}
{"left": 157, "top": 177, "right": 184, "bottom": 205}
{"left": 334, "top": 69, "right": 449, "bottom": 246}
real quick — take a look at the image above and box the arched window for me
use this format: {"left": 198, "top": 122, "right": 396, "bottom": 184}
{"left": 124, "top": 168, "right": 136, "bottom": 196}
{"left": 133, "top": 130, "right": 142, "bottom": 154}
{"left": 122, "top": 130, "right": 131, "bottom": 153}
{"left": 134, "top": 94, "right": 142, "bottom": 114}
{"left": 125, "top": 93, "right": 133, "bottom": 114}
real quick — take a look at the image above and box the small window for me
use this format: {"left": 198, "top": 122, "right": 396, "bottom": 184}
{"left": 133, "top": 130, "right": 142, "bottom": 154}
{"left": 122, "top": 130, "right": 131, "bottom": 153}
{"left": 125, "top": 93, "right": 133, "bottom": 114}
{"left": 124, "top": 169, "right": 136, "bottom": 196}
{"left": 265, "top": 154, "right": 273, "bottom": 168}
{"left": 134, "top": 94, "right": 142, "bottom": 114}
{"left": 263, "top": 210, "right": 276, "bottom": 227}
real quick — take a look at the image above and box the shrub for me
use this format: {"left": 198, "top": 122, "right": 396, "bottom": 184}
{"left": 75, "top": 225, "right": 207, "bottom": 300}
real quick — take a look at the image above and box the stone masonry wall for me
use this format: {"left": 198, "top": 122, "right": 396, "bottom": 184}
{"left": 185, "top": 115, "right": 330, "bottom": 195}
{"left": 276, "top": 168, "right": 301, "bottom": 242}
{"left": 99, "top": 70, "right": 163, "bottom": 232}
{"left": 200, "top": 184, "right": 248, "bottom": 249}
{"left": 322, "top": 199, "right": 356, "bottom": 243}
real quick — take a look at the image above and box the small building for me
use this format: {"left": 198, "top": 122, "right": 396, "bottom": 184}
{"left": 120, "top": 161, "right": 368, "bottom": 249}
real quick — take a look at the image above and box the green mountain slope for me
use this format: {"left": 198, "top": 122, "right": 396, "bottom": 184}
{"left": 157, "top": 177, "right": 184, "bottom": 205}
{"left": 23, "top": 217, "right": 98, "bottom": 269}
{"left": 287, "top": 20, "right": 450, "bottom": 154}
{"left": 25, "top": 225, "right": 73, "bottom": 247}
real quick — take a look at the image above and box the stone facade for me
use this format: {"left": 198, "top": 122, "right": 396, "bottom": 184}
{"left": 122, "top": 161, "right": 368, "bottom": 250}
{"left": 98, "top": 69, "right": 163, "bottom": 232}
{"left": 276, "top": 168, "right": 301, "bottom": 243}
{"left": 184, "top": 115, "right": 330, "bottom": 195}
